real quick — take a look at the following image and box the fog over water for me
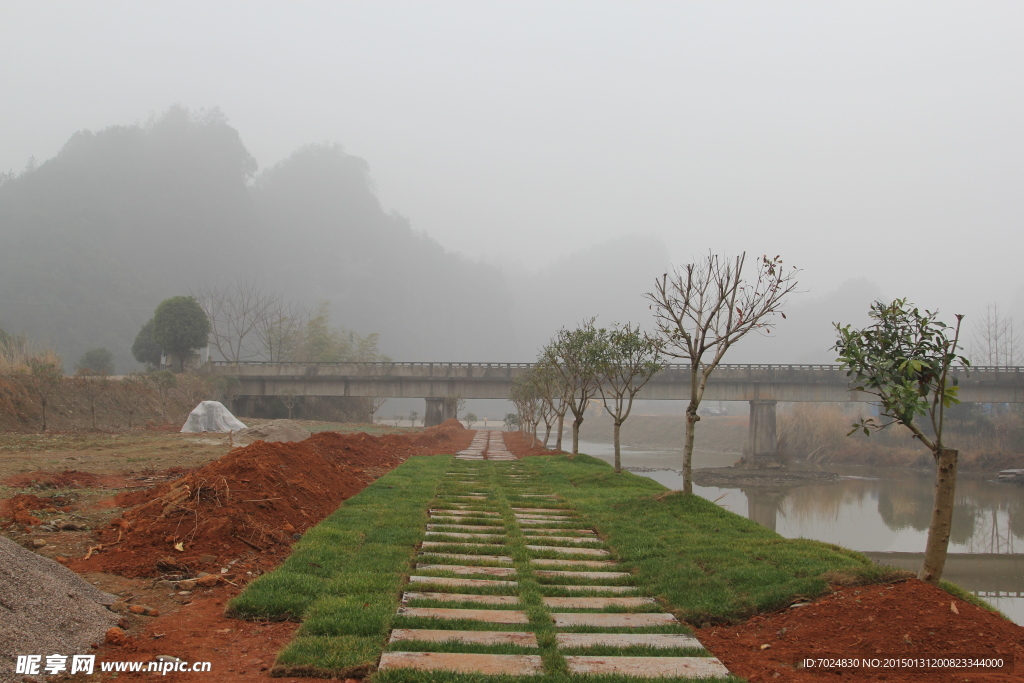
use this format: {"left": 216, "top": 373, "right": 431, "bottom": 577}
{"left": 3, "top": 3, "right": 1024, "bottom": 369}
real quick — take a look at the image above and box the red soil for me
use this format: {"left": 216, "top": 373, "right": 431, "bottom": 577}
{"left": 68, "top": 420, "right": 471, "bottom": 578}
{"left": 0, "top": 493, "right": 74, "bottom": 526}
{"left": 94, "top": 586, "right": 315, "bottom": 683}
{"left": 698, "top": 579, "right": 1024, "bottom": 682}
{"left": 2, "top": 469, "right": 136, "bottom": 489}
{"left": 503, "top": 430, "right": 568, "bottom": 456}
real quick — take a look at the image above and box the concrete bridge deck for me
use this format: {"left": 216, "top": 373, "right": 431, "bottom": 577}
{"left": 210, "top": 362, "right": 1024, "bottom": 459}
{"left": 209, "top": 361, "right": 1024, "bottom": 403}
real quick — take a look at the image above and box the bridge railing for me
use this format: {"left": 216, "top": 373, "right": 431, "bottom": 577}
{"left": 209, "top": 361, "right": 1020, "bottom": 374}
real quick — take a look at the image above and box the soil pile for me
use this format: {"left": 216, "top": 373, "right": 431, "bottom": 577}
{"left": 71, "top": 420, "right": 471, "bottom": 578}
{"left": 0, "top": 535, "right": 120, "bottom": 683}
{"left": 503, "top": 430, "right": 568, "bottom": 457}
{"left": 698, "top": 579, "right": 1024, "bottom": 682}
{"left": 233, "top": 420, "right": 311, "bottom": 445}
{"left": 0, "top": 493, "right": 74, "bottom": 526}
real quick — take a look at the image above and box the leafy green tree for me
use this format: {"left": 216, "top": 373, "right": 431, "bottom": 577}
{"left": 464, "top": 412, "right": 478, "bottom": 429}
{"left": 596, "top": 324, "right": 664, "bottom": 473}
{"left": 132, "top": 319, "right": 163, "bottom": 369}
{"left": 25, "top": 359, "right": 64, "bottom": 432}
{"left": 834, "top": 298, "right": 967, "bottom": 585}
{"left": 77, "top": 347, "right": 114, "bottom": 375}
{"left": 646, "top": 253, "right": 799, "bottom": 493}
{"left": 152, "top": 296, "right": 211, "bottom": 371}
{"left": 543, "top": 319, "right": 604, "bottom": 455}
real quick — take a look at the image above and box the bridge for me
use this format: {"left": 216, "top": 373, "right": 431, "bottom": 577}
{"left": 209, "top": 361, "right": 1024, "bottom": 460}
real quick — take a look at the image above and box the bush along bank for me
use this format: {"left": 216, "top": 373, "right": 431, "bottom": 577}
{"left": 227, "top": 454, "right": 452, "bottom": 678}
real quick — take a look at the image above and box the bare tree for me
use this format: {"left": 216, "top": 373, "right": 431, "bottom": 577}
{"left": 255, "top": 297, "right": 309, "bottom": 362}
{"left": 409, "top": 410, "right": 419, "bottom": 427}
{"left": 645, "top": 253, "right": 799, "bottom": 494}
{"left": 971, "top": 303, "right": 1020, "bottom": 367}
{"left": 112, "top": 374, "right": 150, "bottom": 429}
{"left": 367, "top": 396, "right": 387, "bottom": 422}
{"left": 527, "top": 361, "right": 565, "bottom": 448}
{"left": 192, "top": 276, "right": 274, "bottom": 362}
{"left": 147, "top": 370, "right": 177, "bottom": 422}
{"left": 510, "top": 376, "right": 541, "bottom": 447}
{"left": 543, "top": 319, "right": 604, "bottom": 455}
{"left": 597, "top": 324, "right": 664, "bottom": 473}
{"left": 73, "top": 368, "right": 109, "bottom": 430}
{"left": 25, "top": 359, "right": 64, "bottom": 432}
{"left": 280, "top": 389, "right": 299, "bottom": 419}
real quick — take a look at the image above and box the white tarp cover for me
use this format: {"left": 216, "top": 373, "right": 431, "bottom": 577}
{"left": 180, "top": 401, "right": 247, "bottom": 433}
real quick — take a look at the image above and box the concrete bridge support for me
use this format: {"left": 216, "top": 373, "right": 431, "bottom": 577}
{"left": 425, "top": 398, "right": 445, "bottom": 427}
{"left": 747, "top": 400, "right": 779, "bottom": 462}
{"left": 424, "top": 397, "right": 459, "bottom": 427}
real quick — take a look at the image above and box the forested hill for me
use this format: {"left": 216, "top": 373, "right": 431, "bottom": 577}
{"left": 0, "top": 107, "right": 519, "bottom": 371}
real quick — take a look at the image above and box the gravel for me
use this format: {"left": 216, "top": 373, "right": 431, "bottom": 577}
{"left": 0, "top": 535, "right": 120, "bottom": 683}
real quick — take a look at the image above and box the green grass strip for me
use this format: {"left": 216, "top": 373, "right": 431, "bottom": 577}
{"left": 227, "top": 454, "right": 453, "bottom": 678}
{"left": 517, "top": 454, "right": 883, "bottom": 626}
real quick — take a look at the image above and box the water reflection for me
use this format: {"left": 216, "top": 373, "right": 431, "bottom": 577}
{"left": 576, "top": 440, "right": 1024, "bottom": 624}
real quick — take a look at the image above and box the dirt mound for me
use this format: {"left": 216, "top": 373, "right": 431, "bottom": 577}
{"left": 503, "top": 430, "right": 567, "bottom": 456}
{"left": 70, "top": 422, "right": 471, "bottom": 578}
{"left": 697, "top": 578, "right": 1024, "bottom": 682}
{"left": 0, "top": 535, "right": 120, "bottom": 683}
{"left": 0, "top": 493, "right": 74, "bottom": 526}
{"left": 234, "top": 419, "right": 311, "bottom": 445}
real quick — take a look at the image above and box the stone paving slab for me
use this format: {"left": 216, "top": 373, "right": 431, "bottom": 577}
{"left": 379, "top": 652, "right": 544, "bottom": 675}
{"left": 449, "top": 495, "right": 489, "bottom": 499}
{"left": 513, "top": 508, "right": 574, "bottom": 514}
{"left": 526, "top": 545, "right": 611, "bottom": 556}
{"left": 545, "top": 584, "right": 638, "bottom": 594}
{"left": 416, "top": 564, "right": 517, "bottom": 577}
{"left": 564, "top": 655, "right": 729, "bottom": 678}
{"left": 531, "top": 558, "right": 619, "bottom": 568}
{"left": 409, "top": 576, "right": 517, "bottom": 588}
{"left": 425, "top": 532, "right": 505, "bottom": 540}
{"left": 428, "top": 517, "right": 503, "bottom": 525}
{"left": 421, "top": 541, "right": 505, "bottom": 551}
{"left": 427, "top": 524, "right": 506, "bottom": 532}
{"left": 517, "top": 519, "right": 579, "bottom": 526}
{"left": 551, "top": 612, "right": 678, "bottom": 627}
{"left": 522, "top": 528, "right": 596, "bottom": 535}
{"left": 403, "top": 591, "right": 521, "bottom": 606}
{"left": 390, "top": 629, "right": 539, "bottom": 647}
{"left": 399, "top": 607, "right": 530, "bottom": 623}
{"left": 418, "top": 553, "right": 513, "bottom": 563}
{"left": 429, "top": 509, "right": 500, "bottom": 517}
{"left": 542, "top": 596, "right": 656, "bottom": 609}
{"left": 535, "top": 570, "right": 631, "bottom": 580}
{"left": 523, "top": 535, "right": 601, "bottom": 544}
{"left": 555, "top": 633, "right": 705, "bottom": 649}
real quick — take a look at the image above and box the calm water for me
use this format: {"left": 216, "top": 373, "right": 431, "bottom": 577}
{"left": 576, "top": 440, "right": 1024, "bottom": 624}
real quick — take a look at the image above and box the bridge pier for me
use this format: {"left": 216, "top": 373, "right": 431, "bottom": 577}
{"left": 747, "top": 399, "right": 779, "bottom": 463}
{"left": 425, "top": 398, "right": 445, "bottom": 427}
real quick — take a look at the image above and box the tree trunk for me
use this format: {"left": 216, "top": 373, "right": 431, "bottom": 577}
{"left": 40, "top": 398, "right": 47, "bottom": 432}
{"left": 543, "top": 424, "right": 551, "bottom": 447}
{"left": 90, "top": 400, "right": 96, "bottom": 430}
{"left": 555, "top": 413, "right": 564, "bottom": 451}
{"left": 682, "top": 403, "right": 699, "bottom": 494}
{"left": 919, "top": 447, "right": 959, "bottom": 585}
{"left": 572, "top": 416, "right": 582, "bottom": 455}
{"left": 613, "top": 420, "right": 622, "bottom": 473}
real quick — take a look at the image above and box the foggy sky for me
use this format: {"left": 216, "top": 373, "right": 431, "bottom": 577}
{"left": 4, "top": 2, "right": 1024, "bottom": 329}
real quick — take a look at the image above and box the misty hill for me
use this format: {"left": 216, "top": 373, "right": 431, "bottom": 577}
{"left": 510, "top": 235, "right": 672, "bottom": 357}
{"left": 0, "top": 107, "right": 518, "bottom": 370}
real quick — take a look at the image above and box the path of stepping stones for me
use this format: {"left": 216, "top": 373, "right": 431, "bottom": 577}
{"left": 379, "top": 431, "right": 731, "bottom": 679}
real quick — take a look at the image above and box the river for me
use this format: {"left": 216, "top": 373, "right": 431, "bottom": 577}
{"left": 575, "top": 440, "right": 1024, "bottom": 625}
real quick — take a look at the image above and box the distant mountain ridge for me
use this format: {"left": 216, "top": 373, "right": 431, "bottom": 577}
{"left": 0, "top": 107, "right": 519, "bottom": 370}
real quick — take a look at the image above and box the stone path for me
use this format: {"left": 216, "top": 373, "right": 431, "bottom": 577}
{"left": 378, "top": 432, "right": 731, "bottom": 679}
